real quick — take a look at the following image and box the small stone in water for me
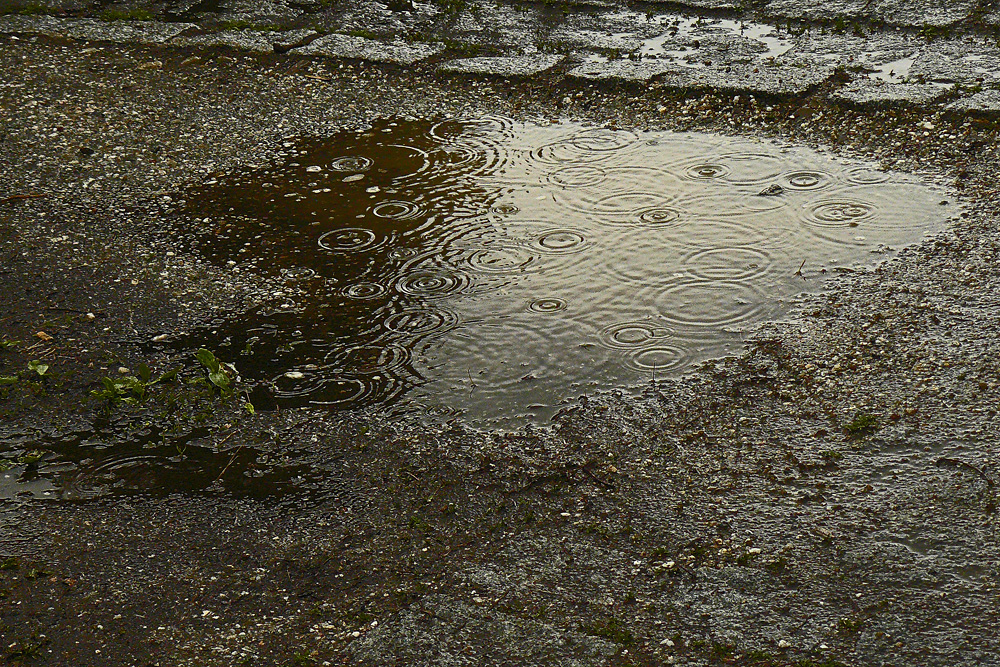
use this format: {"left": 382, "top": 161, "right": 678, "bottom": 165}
{"left": 758, "top": 184, "right": 783, "bottom": 196}
{"left": 343, "top": 174, "right": 364, "bottom": 183}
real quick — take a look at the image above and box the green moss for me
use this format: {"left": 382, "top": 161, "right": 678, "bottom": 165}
{"left": 12, "top": 2, "right": 58, "bottom": 16}
{"left": 580, "top": 616, "right": 633, "bottom": 645}
{"left": 99, "top": 7, "right": 154, "bottom": 21}
{"left": 844, "top": 412, "right": 879, "bottom": 434}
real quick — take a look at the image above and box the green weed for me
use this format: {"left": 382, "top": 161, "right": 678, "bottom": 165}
{"left": 91, "top": 364, "right": 178, "bottom": 407}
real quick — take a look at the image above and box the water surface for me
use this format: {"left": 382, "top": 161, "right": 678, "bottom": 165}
{"left": 175, "top": 117, "right": 951, "bottom": 424}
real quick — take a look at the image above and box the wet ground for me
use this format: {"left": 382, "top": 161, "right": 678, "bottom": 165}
{"left": 2, "top": 1, "right": 1000, "bottom": 666}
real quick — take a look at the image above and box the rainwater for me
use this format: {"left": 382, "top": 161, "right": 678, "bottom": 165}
{"left": 179, "top": 117, "right": 952, "bottom": 424}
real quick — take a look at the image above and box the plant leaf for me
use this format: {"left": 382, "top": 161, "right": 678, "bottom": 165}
{"left": 196, "top": 349, "right": 220, "bottom": 373}
{"left": 208, "top": 369, "right": 230, "bottom": 391}
{"left": 27, "top": 360, "right": 49, "bottom": 376}
{"left": 156, "top": 369, "right": 178, "bottom": 383}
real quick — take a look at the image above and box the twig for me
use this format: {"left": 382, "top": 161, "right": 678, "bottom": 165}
{"left": 581, "top": 463, "right": 616, "bottom": 490}
{"left": 795, "top": 259, "right": 806, "bottom": 276}
{"left": 213, "top": 428, "right": 244, "bottom": 482}
{"left": 215, "top": 443, "right": 244, "bottom": 482}
{"left": 302, "top": 74, "right": 331, "bottom": 82}
{"left": 1, "top": 193, "right": 47, "bottom": 204}
{"left": 936, "top": 457, "right": 995, "bottom": 488}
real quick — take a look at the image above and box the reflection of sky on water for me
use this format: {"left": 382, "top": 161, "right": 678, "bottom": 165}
{"left": 177, "top": 117, "right": 952, "bottom": 424}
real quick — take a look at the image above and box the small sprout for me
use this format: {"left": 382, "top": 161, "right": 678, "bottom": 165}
{"left": 0, "top": 557, "right": 18, "bottom": 570}
{"left": 821, "top": 450, "right": 843, "bottom": 461}
{"left": 0, "top": 375, "right": 17, "bottom": 386}
{"left": 196, "top": 349, "right": 233, "bottom": 397}
{"left": 27, "top": 360, "right": 49, "bottom": 376}
{"left": 0, "top": 338, "right": 18, "bottom": 349}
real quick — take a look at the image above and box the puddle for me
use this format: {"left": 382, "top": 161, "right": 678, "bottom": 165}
{"left": 165, "top": 117, "right": 952, "bottom": 425}
{"left": 0, "top": 427, "right": 325, "bottom": 501}
{"left": 868, "top": 53, "right": 917, "bottom": 83}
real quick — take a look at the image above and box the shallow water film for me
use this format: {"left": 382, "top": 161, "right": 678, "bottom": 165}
{"left": 179, "top": 117, "right": 951, "bottom": 423}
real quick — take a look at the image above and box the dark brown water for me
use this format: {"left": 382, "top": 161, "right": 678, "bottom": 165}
{"left": 171, "top": 117, "right": 952, "bottom": 425}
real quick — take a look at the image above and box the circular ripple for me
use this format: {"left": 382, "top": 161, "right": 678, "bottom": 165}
{"left": 846, "top": 166, "right": 891, "bottom": 185}
{"left": 624, "top": 344, "right": 691, "bottom": 373}
{"left": 60, "top": 454, "right": 192, "bottom": 498}
{"left": 387, "top": 247, "right": 420, "bottom": 262}
{"left": 429, "top": 115, "right": 515, "bottom": 142}
{"left": 280, "top": 267, "right": 317, "bottom": 281}
{"left": 318, "top": 228, "right": 385, "bottom": 252}
{"left": 372, "top": 200, "right": 424, "bottom": 221}
{"left": 528, "top": 298, "right": 567, "bottom": 313}
{"left": 684, "top": 163, "right": 730, "bottom": 180}
{"left": 570, "top": 127, "right": 638, "bottom": 152}
{"left": 599, "top": 320, "right": 674, "bottom": 350}
{"left": 383, "top": 144, "right": 432, "bottom": 180}
{"left": 465, "top": 245, "right": 540, "bottom": 274}
{"left": 384, "top": 308, "right": 459, "bottom": 336}
{"left": 784, "top": 170, "right": 834, "bottom": 190}
{"left": 305, "top": 378, "right": 373, "bottom": 406}
{"left": 330, "top": 156, "right": 373, "bottom": 172}
{"left": 272, "top": 368, "right": 336, "bottom": 400}
{"left": 803, "top": 199, "right": 877, "bottom": 228}
{"left": 637, "top": 206, "right": 682, "bottom": 226}
{"left": 335, "top": 343, "right": 411, "bottom": 373}
{"left": 683, "top": 246, "right": 774, "bottom": 281}
{"left": 491, "top": 203, "right": 520, "bottom": 215}
{"left": 532, "top": 229, "right": 588, "bottom": 253}
{"left": 395, "top": 270, "right": 471, "bottom": 298}
{"left": 656, "top": 281, "right": 770, "bottom": 328}
{"left": 549, "top": 165, "right": 607, "bottom": 188}
{"left": 583, "top": 192, "right": 683, "bottom": 226}
{"left": 342, "top": 282, "right": 387, "bottom": 300}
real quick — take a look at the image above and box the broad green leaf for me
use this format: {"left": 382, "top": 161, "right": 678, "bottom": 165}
{"left": 196, "top": 349, "right": 220, "bottom": 373}
{"left": 208, "top": 369, "right": 230, "bottom": 390}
